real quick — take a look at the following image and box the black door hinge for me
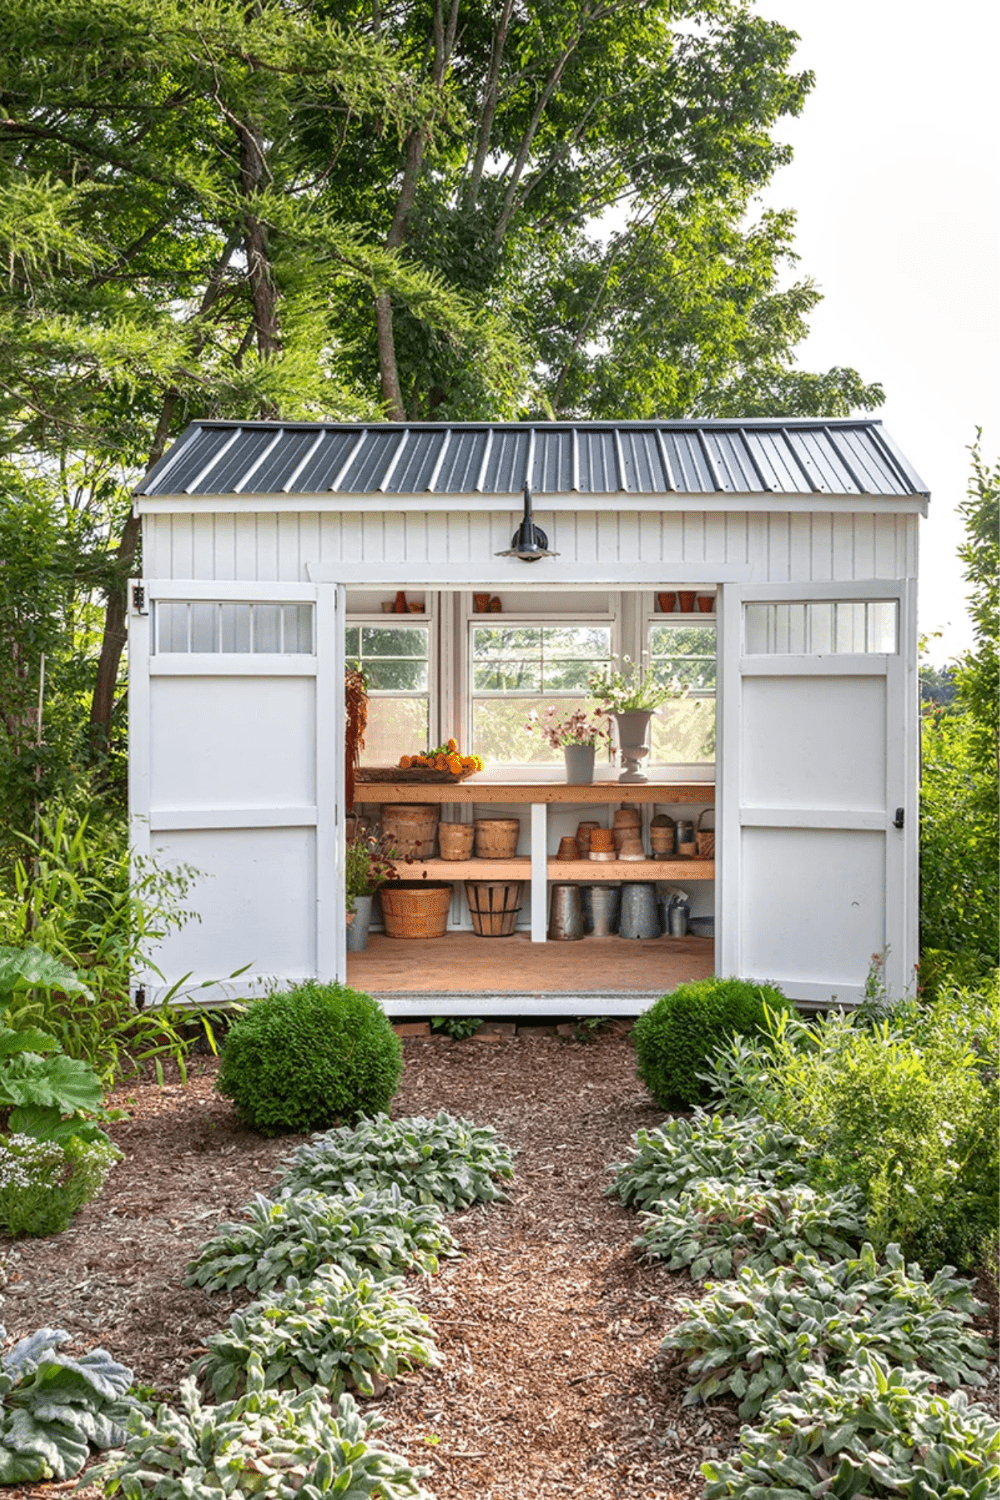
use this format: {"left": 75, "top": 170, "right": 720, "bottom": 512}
{"left": 893, "top": 807, "right": 905, "bottom": 829}
{"left": 131, "top": 583, "right": 147, "bottom": 614}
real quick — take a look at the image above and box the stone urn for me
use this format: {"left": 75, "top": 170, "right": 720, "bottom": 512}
{"left": 610, "top": 710, "right": 653, "bottom": 783}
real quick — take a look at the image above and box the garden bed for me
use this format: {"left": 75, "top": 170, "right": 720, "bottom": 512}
{"left": 3, "top": 1030, "right": 997, "bottom": 1500}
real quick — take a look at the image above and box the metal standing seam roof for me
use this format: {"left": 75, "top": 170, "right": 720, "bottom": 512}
{"left": 137, "top": 419, "right": 929, "bottom": 501}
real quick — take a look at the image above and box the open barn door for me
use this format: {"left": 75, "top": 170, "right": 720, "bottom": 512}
{"left": 128, "top": 578, "right": 346, "bottom": 1003}
{"left": 718, "top": 581, "right": 917, "bottom": 1006}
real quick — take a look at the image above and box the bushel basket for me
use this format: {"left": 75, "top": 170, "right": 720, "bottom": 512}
{"left": 695, "top": 808, "right": 715, "bottom": 859}
{"left": 379, "top": 881, "right": 453, "bottom": 939}
{"left": 465, "top": 880, "right": 524, "bottom": 937}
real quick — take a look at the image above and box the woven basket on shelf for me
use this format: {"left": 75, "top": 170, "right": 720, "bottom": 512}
{"left": 474, "top": 818, "right": 520, "bottom": 858}
{"left": 438, "top": 822, "right": 475, "bottom": 860}
{"left": 695, "top": 808, "right": 715, "bottom": 859}
{"left": 379, "top": 882, "right": 453, "bottom": 939}
{"left": 381, "top": 804, "right": 439, "bottom": 860}
{"left": 356, "top": 765, "right": 478, "bottom": 785}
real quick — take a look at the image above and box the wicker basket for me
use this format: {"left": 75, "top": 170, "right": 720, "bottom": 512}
{"left": 474, "top": 818, "right": 520, "bottom": 858}
{"left": 439, "top": 821, "right": 474, "bottom": 860}
{"left": 696, "top": 808, "right": 715, "bottom": 859}
{"left": 465, "top": 880, "right": 524, "bottom": 937}
{"left": 356, "top": 765, "right": 478, "bottom": 785}
{"left": 380, "top": 881, "right": 453, "bottom": 939}
{"left": 382, "top": 804, "right": 439, "bottom": 860}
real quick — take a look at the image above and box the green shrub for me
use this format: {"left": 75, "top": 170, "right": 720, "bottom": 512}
{"left": 277, "top": 1110, "right": 514, "bottom": 1210}
{"left": 664, "top": 1242, "right": 990, "bottom": 1419}
{"left": 608, "top": 1109, "right": 811, "bottom": 1212}
{"left": 95, "top": 1357, "right": 433, "bottom": 1500}
{"left": 0, "top": 1131, "right": 120, "bottom": 1236}
{"left": 637, "top": 1179, "right": 864, "bottom": 1280}
{"left": 632, "top": 978, "right": 793, "bottom": 1107}
{"left": 184, "top": 1186, "right": 455, "bottom": 1296}
{"left": 702, "top": 1353, "right": 1000, "bottom": 1500}
{"left": 216, "top": 982, "right": 402, "bottom": 1135}
{"left": 193, "top": 1266, "right": 440, "bottom": 1401}
{"left": 0, "top": 1326, "right": 134, "bottom": 1482}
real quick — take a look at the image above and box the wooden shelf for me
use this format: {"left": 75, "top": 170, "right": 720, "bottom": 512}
{"left": 354, "top": 781, "right": 714, "bottom": 805}
{"left": 393, "top": 857, "right": 714, "bottom": 882}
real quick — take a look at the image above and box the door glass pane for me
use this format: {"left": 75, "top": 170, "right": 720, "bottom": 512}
{"left": 868, "top": 602, "right": 898, "bottom": 652}
{"left": 745, "top": 601, "right": 898, "bottom": 654}
{"left": 157, "top": 602, "right": 189, "bottom": 653}
{"left": 190, "top": 603, "right": 218, "bottom": 653}
{"left": 220, "top": 603, "right": 251, "bottom": 652}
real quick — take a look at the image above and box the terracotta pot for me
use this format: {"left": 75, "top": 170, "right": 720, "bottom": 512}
{"left": 697, "top": 594, "right": 715, "bottom": 612}
{"left": 394, "top": 590, "right": 407, "bottom": 613}
{"left": 473, "top": 593, "right": 490, "bottom": 612}
{"left": 657, "top": 592, "right": 676, "bottom": 612}
{"left": 678, "top": 591, "right": 696, "bottom": 612}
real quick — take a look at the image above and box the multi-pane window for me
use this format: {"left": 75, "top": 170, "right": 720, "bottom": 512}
{"left": 155, "top": 600, "right": 313, "bottom": 654}
{"left": 744, "top": 601, "right": 898, "bottom": 654}
{"left": 470, "top": 624, "right": 612, "bottom": 766}
{"left": 346, "top": 626, "right": 430, "bottom": 766}
{"left": 647, "top": 623, "right": 716, "bottom": 766}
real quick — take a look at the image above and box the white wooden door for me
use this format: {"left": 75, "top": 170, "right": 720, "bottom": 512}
{"left": 129, "top": 578, "right": 346, "bottom": 1003}
{"left": 718, "top": 581, "right": 917, "bottom": 1005}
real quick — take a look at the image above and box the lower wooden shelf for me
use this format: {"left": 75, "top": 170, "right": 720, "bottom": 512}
{"left": 390, "top": 857, "right": 714, "bottom": 882}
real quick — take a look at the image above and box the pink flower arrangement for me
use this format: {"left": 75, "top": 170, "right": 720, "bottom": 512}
{"left": 524, "top": 705, "right": 610, "bottom": 751}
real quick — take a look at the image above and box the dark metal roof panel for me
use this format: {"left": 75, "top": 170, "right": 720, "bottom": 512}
{"left": 137, "top": 419, "right": 927, "bottom": 501}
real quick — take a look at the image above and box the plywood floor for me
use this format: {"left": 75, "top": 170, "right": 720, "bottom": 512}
{"left": 347, "top": 931, "right": 714, "bottom": 995}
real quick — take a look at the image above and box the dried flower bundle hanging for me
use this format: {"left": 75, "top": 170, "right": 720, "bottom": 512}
{"left": 344, "top": 668, "right": 368, "bottom": 810}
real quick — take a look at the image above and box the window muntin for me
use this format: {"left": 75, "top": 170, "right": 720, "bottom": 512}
{"left": 470, "top": 623, "right": 612, "bottom": 766}
{"left": 155, "top": 601, "right": 313, "bottom": 654}
{"left": 744, "top": 600, "right": 898, "bottom": 655}
{"left": 647, "top": 621, "right": 716, "bottom": 767}
{"left": 346, "top": 625, "right": 430, "bottom": 766}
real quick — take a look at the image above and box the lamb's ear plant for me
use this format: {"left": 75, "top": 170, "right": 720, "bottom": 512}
{"left": 665, "top": 1242, "right": 990, "bottom": 1419}
{"left": 636, "top": 1179, "right": 864, "bottom": 1280}
{"left": 193, "top": 1266, "right": 441, "bottom": 1401}
{"left": 94, "top": 1356, "right": 433, "bottom": 1500}
{"left": 702, "top": 1353, "right": 1000, "bottom": 1500}
{"left": 277, "top": 1110, "right": 514, "bottom": 1211}
{"left": 0, "top": 1325, "right": 134, "bottom": 1482}
{"left": 608, "top": 1110, "right": 811, "bottom": 1212}
{"left": 184, "top": 1186, "right": 456, "bottom": 1296}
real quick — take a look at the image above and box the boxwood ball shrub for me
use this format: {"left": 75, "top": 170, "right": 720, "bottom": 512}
{"left": 216, "top": 983, "right": 402, "bottom": 1135}
{"left": 632, "top": 977, "right": 793, "bottom": 1107}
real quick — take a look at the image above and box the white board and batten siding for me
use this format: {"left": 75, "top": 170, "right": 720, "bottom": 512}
{"left": 142, "top": 507, "right": 918, "bottom": 590}
{"left": 131, "top": 419, "right": 926, "bottom": 1013}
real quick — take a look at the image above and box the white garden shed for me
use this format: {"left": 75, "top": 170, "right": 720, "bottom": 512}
{"left": 129, "top": 418, "right": 928, "bottom": 1015}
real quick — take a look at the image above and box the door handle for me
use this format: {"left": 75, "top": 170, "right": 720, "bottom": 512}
{"left": 893, "top": 807, "right": 904, "bottom": 829}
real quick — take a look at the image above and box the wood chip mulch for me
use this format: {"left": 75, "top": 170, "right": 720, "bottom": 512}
{"left": 3, "top": 1027, "right": 997, "bottom": 1500}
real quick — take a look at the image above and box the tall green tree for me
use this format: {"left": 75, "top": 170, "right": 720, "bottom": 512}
{"left": 0, "top": 0, "right": 883, "bottom": 769}
{"left": 920, "top": 436, "right": 999, "bottom": 972}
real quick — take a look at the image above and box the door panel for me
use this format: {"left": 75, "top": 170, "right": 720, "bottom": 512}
{"left": 719, "top": 581, "right": 913, "bottom": 1004}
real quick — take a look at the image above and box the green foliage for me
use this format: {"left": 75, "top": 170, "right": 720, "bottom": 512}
{"left": 702, "top": 1353, "right": 1000, "bottom": 1500}
{"left": 703, "top": 990, "right": 1000, "bottom": 1270}
{"left": 608, "top": 1109, "right": 811, "bottom": 1213}
{"left": 664, "top": 1243, "right": 990, "bottom": 1420}
{"left": 217, "top": 982, "right": 402, "bottom": 1135}
{"left": 95, "top": 1358, "right": 433, "bottom": 1500}
{"left": 703, "top": 1361, "right": 998, "bottom": 1500}
{"left": 0, "top": 1130, "right": 120, "bottom": 1236}
{"left": 431, "top": 1016, "right": 483, "bottom": 1040}
{"left": 277, "top": 1111, "right": 514, "bottom": 1212}
{"left": 184, "top": 1186, "right": 456, "bottom": 1296}
{"left": 636, "top": 1179, "right": 864, "bottom": 1281}
{"left": 193, "top": 1266, "right": 440, "bottom": 1402}
{"left": 632, "top": 978, "right": 793, "bottom": 1107}
{"left": 0, "top": 813, "right": 209, "bottom": 1083}
{"left": 0, "top": 1325, "right": 134, "bottom": 1482}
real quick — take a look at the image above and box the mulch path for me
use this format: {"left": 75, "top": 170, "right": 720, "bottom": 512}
{"left": 3, "top": 1027, "right": 997, "bottom": 1500}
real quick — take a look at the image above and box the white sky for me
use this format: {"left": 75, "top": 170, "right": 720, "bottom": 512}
{"left": 757, "top": 0, "right": 999, "bottom": 665}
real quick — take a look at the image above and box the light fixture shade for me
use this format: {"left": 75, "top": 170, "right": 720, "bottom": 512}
{"left": 495, "top": 484, "right": 559, "bottom": 561}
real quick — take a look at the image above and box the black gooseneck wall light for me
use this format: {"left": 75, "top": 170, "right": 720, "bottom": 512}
{"left": 495, "top": 485, "right": 559, "bottom": 562}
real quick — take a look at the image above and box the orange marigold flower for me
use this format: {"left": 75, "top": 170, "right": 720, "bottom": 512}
{"left": 399, "top": 755, "right": 412, "bottom": 769}
{"left": 447, "top": 738, "right": 458, "bottom": 752}
{"left": 447, "top": 755, "right": 462, "bottom": 774}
